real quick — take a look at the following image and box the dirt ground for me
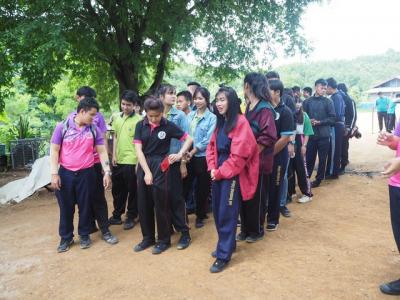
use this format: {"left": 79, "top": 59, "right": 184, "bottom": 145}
{"left": 1, "top": 112, "right": 399, "bottom": 300}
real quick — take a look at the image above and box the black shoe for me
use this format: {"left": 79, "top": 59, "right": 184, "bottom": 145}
{"left": 210, "top": 259, "right": 229, "bottom": 273}
{"left": 195, "top": 218, "right": 204, "bottom": 228}
{"left": 133, "top": 240, "right": 155, "bottom": 252}
{"left": 266, "top": 223, "right": 278, "bottom": 231}
{"left": 123, "top": 218, "right": 135, "bottom": 230}
{"left": 325, "top": 175, "right": 339, "bottom": 180}
{"left": 152, "top": 243, "right": 171, "bottom": 255}
{"left": 311, "top": 180, "right": 321, "bottom": 188}
{"left": 102, "top": 231, "right": 118, "bottom": 245}
{"left": 380, "top": 279, "right": 400, "bottom": 295}
{"left": 79, "top": 235, "right": 92, "bottom": 249}
{"left": 177, "top": 232, "right": 192, "bottom": 250}
{"left": 245, "top": 232, "right": 264, "bottom": 243}
{"left": 108, "top": 216, "right": 123, "bottom": 225}
{"left": 236, "top": 231, "right": 247, "bottom": 241}
{"left": 57, "top": 238, "right": 73, "bottom": 253}
{"left": 280, "top": 206, "right": 291, "bottom": 218}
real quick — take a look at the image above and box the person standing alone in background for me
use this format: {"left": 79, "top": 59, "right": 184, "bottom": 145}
{"left": 376, "top": 92, "right": 390, "bottom": 132}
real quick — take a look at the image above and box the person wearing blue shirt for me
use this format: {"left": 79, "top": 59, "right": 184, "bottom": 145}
{"left": 158, "top": 84, "right": 192, "bottom": 250}
{"left": 326, "top": 77, "right": 345, "bottom": 179}
{"left": 183, "top": 87, "right": 217, "bottom": 228}
{"left": 376, "top": 92, "right": 390, "bottom": 132}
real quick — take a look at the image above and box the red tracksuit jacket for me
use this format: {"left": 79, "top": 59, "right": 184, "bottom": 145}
{"left": 206, "top": 115, "right": 259, "bottom": 201}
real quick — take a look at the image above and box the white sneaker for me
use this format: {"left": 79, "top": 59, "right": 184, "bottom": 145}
{"left": 297, "top": 195, "right": 312, "bottom": 203}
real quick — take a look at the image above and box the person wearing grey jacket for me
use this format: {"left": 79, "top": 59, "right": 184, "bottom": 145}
{"left": 302, "top": 79, "right": 336, "bottom": 188}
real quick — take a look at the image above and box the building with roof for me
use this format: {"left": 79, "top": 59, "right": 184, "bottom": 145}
{"left": 365, "top": 75, "right": 400, "bottom": 101}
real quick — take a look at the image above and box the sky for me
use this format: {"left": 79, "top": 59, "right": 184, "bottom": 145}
{"left": 275, "top": 0, "right": 400, "bottom": 66}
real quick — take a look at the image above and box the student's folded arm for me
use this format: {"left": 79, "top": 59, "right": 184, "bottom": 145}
{"left": 273, "top": 135, "right": 291, "bottom": 155}
{"left": 179, "top": 134, "right": 193, "bottom": 156}
{"left": 194, "top": 116, "right": 216, "bottom": 153}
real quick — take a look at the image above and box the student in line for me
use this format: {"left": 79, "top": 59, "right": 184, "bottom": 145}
{"left": 176, "top": 91, "right": 193, "bottom": 115}
{"left": 109, "top": 90, "right": 141, "bottom": 230}
{"left": 288, "top": 102, "right": 314, "bottom": 203}
{"left": 303, "top": 79, "right": 336, "bottom": 188}
{"left": 237, "top": 72, "right": 277, "bottom": 242}
{"left": 303, "top": 87, "right": 312, "bottom": 100}
{"left": 378, "top": 126, "right": 400, "bottom": 295}
{"left": 133, "top": 97, "right": 192, "bottom": 255}
{"left": 183, "top": 87, "right": 217, "bottom": 228}
{"left": 325, "top": 77, "right": 345, "bottom": 179}
{"left": 69, "top": 86, "right": 117, "bottom": 244}
{"left": 206, "top": 86, "right": 259, "bottom": 273}
{"left": 158, "top": 84, "right": 192, "bottom": 250}
{"left": 266, "top": 79, "right": 295, "bottom": 232}
{"left": 51, "top": 97, "right": 112, "bottom": 252}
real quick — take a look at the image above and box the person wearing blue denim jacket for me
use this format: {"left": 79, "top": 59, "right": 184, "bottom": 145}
{"left": 158, "top": 84, "right": 192, "bottom": 250}
{"left": 183, "top": 87, "right": 217, "bottom": 228}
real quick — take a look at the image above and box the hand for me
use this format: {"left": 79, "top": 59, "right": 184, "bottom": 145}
{"left": 103, "top": 174, "right": 111, "bottom": 189}
{"left": 180, "top": 163, "right": 188, "bottom": 179}
{"left": 210, "top": 169, "right": 216, "bottom": 181}
{"left": 144, "top": 172, "right": 153, "bottom": 185}
{"left": 377, "top": 132, "right": 394, "bottom": 146}
{"left": 344, "top": 128, "right": 350, "bottom": 137}
{"left": 382, "top": 158, "right": 400, "bottom": 177}
{"left": 301, "top": 145, "right": 307, "bottom": 157}
{"left": 51, "top": 174, "right": 61, "bottom": 190}
{"left": 311, "top": 119, "right": 320, "bottom": 126}
{"left": 288, "top": 143, "right": 295, "bottom": 158}
{"left": 112, "top": 156, "right": 117, "bottom": 166}
{"left": 168, "top": 153, "right": 182, "bottom": 164}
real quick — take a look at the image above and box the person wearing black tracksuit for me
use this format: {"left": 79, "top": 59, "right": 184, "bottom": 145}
{"left": 325, "top": 78, "right": 346, "bottom": 179}
{"left": 303, "top": 79, "right": 336, "bottom": 188}
{"left": 338, "top": 83, "right": 357, "bottom": 173}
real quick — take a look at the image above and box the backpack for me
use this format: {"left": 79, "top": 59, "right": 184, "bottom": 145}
{"left": 60, "top": 119, "right": 97, "bottom": 148}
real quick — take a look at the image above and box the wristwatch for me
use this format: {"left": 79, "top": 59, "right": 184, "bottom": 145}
{"left": 105, "top": 170, "right": 112, "bottom": 176}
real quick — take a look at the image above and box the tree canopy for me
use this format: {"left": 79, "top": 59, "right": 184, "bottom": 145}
{"left": 0, "top": 0, "right": 316, "bottom": 111}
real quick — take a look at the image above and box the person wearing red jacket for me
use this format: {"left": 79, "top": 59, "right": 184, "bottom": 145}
{"left": 206, "top": 86, "right": 259, "bottom": 273}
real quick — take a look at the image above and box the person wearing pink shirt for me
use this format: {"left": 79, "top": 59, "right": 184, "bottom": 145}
{"left": 378, "top": 124, "right": 400, "bottom": 295}
{"left": 51, "top": 97, "right": 112, "bottom": 252}
{"left": 68, "top": 87, "right": 118, "bottom": 242}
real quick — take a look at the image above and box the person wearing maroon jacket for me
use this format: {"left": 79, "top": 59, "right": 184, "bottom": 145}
{"left": 237, "top": 73, "right": 277, "bottom": 243}
{"left": 207, "top": 86, "right": 259, "bottom": 273}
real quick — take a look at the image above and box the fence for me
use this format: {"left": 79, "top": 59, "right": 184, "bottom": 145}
{"left": 10, "top": 138, "right": 47, "bottom": 169}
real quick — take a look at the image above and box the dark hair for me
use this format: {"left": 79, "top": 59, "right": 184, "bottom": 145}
{"left": 283, "top": 88, "right": 293, "bottom": 97}
{"left": 244, "top": 72, "right": 272, "bottom": 102}
{"left": 193, "top": 86, "right": 211, "bottom": 107}
{"left": 265, "top": 71, "right": 280, "bottom": 80}
{"left": 378, "top": 92, "right": 383, "bottom": 96}
{"left": 177, "top": 90, "right": 192, "bottom": 103}
{"left": 292, "top": 86, "right": 301, "bottom": 93}
{"left": 76, "top": 86, "right": 97, "bottom": 98}
{"left": 296, "top": 103, "right": 304, "bottom": 124}
{"left": 303, "top": 87, "right": 313, "bottom": 95}
{"left": 337, "top": 83, "right": 348, "bottom": 93}
{"left": 315, "top": 78, "right": 328, "bottom": 86}
{"left": 187, "top": 81, "right": 201, "bottom": 87}
{"left": 77, "top": 97, "right": 99, "bottom": 113}
{"left": 143, "top": 96, "right": 164, "bottom": 112}
{"left": 121, "top": 90, "right": 139, "bottom": 104}
{"left": 326, "top": 77, "right": 337, "bottom": 89}
{"left": 268, "top": 79, "right": 284, "bottom": 98}
{"left": 215, "top": 87, "right": 241, "bottom": 134}
{"left": 396, "top": 93, "right": 400, "bottom": 98}
{"left": 157, "top": 84, "right": 176, "bottom": 98}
